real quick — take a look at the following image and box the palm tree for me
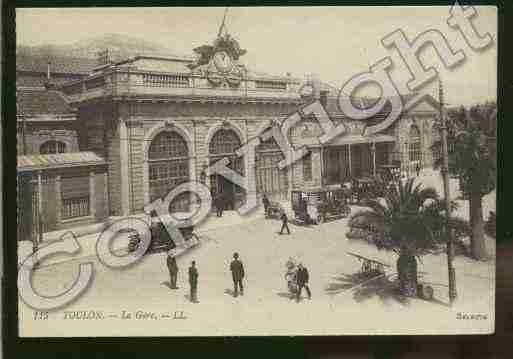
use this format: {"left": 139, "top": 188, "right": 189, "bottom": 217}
{"left": 432, "top": 104, "right": 496, "bottom": 260}
{"left": 348, "top": 178, "right": 443, "bottom": 297}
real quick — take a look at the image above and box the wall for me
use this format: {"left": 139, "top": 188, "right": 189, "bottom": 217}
{"left": 102, "top": 101, "right": 300, "bottom": 214}
{"left": 17, "top": 166, "right": 109, "bottom": 235}
{"left": 85, "top": 99, "right": 437, "bottom": 215}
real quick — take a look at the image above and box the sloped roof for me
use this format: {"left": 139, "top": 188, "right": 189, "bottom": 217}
{"left": 125, "top": 55, "right": 193, "bottom": 74}
{"left": 17, "top": 89, "right": 75, "bottom": 117}
{"left": 18, "top": 152, "right": 106, "bottom": 172}
{"left": 17, "top": 55, "right": 97, "bottom": 75}
{"left": 323, "top": 93, "right": 439, "bottom": 119}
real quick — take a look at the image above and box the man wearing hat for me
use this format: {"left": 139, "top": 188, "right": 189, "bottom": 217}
{"left": 188, "top": 260, "right": 199, "bottom": 303}
{"left": 296, "top": 262, "right": 311, "bottom": 302}
{"left": 166, "top": 249, "right": 179, "bottom": 289}
{"left": 230, "top": 252, "right": 245, "bottom": 297}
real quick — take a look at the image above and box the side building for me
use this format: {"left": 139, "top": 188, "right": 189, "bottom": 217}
{"left": 16, "top": 55, "right": 108, "bottom": 242}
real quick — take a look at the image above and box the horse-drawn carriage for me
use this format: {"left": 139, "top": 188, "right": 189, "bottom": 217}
{"left": 291, "top": 187, "right": 351, "bottom": 225}
{"left": 128, "top": 213, "right": 199, "bottom": 254}
{"left": 378, "top": 164, "right": 401, "bottom": 184}
{"left": 347, "top": 164, "right": 401, "bottom": 204}
{"left": 348, "top": 177, "right": 383, "bottom": 204}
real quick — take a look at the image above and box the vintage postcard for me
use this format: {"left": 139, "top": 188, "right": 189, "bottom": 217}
{"left": 15, "top": 5, "right": 496, "bottom": 337}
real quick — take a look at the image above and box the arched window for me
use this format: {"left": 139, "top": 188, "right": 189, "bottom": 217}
{"left": 148, "top": 131, "right": 189, "bottom": 209}
{"left": 40, "top": 140, "right": 66, "bottom": 155}
{"left": 408, "top": 125, "right": 422, "bottom": 163}
{"left": 209, "top": 128, "right": 241, "bottom": 156}
{"left": 149, "top": 131, "right": 188, "bottom": 160}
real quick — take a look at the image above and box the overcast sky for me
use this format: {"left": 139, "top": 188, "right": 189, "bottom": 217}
{"left": 17, "top": 6, "right": 497, "bottom": 106}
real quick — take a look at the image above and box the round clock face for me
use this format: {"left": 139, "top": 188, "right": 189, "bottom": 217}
{"left": 213, "top": 51, "right": 233, "bottom": 73}
{"left": 299, "top": 84, "right": 314, "bottom": 97}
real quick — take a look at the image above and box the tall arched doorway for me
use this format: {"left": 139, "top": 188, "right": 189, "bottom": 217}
{"left": 209, "top": 128, "right": 244, "bottom": 210}
{"left": 148, "top": 131, "right": 190, "bottom": 213}
{"left": 256, "top": 130, "right": 288, "bottom": 201}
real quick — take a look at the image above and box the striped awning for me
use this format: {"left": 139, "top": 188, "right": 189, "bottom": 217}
{"left": 18, "top": 152, "right": 106, "bottom": 172}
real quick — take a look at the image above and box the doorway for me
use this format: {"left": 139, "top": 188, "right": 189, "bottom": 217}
{"left": 208, "top": 128, "right": 245, "bottom": 210}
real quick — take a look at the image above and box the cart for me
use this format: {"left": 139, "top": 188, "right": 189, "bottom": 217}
{"left": 347, "top": 251, "right": 390, "bottom": 277}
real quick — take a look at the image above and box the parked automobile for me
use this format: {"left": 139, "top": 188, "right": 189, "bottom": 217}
{"left": 291, "top": 187, "right": 351, "bottom": 225}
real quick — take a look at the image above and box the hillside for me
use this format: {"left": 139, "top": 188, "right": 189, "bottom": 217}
{"left": 17, "top": 33, "right": 182, "bottom": 62}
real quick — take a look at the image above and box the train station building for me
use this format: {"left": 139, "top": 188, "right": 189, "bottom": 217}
{"left": 19, "top": 31, "right": 441, "bottom": 230}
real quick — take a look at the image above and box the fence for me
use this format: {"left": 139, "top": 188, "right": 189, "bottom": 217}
{"left": 62, "top": 196, "right": 90, "bottom": 220}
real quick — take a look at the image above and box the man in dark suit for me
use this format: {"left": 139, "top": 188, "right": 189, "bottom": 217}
{"left": 296, "top": 263, "right": 311, "bottom": 301}
{"left": 215, "top": 194, "right": 224, "bottom": 217}
{"left": 279, "top": 210, "right": 291, "bottom": 235}
{"left": 188, "top": 261, "right": 199, "bottom": 303}
{"left": 166, "top": 250, "right": 179, "bottom": 289}
{"left": 230, "top": 252, "right": 245, "bottom": 297}
{"left": 262, "top": 193, "right": 270, "bottom": 218}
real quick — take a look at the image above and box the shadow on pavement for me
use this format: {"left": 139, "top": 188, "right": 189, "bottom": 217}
{"left": 161, "top": 281, "right": 172, "bottom": 289}
{"left": 325, "top": 272, "right": 410, "bottom": 306}
{"left": 276, "top": 291, "right": 295, "bottom": 300}
{"left": 224, "top": 288, "right": 236, "bottom": 297}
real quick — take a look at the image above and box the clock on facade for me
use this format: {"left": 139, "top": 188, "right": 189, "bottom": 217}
{"left": 299, "top": 84, "right": 314, "bottom": 97}
{"left": 213, "top": 51, "right": 233, "bottom": 73}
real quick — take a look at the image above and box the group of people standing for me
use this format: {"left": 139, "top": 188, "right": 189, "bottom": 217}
{"left": 166, "top": 252, "right": 199, "bottom": 302}
{"left": 166, "top": 251, "right": 312, "bottom": 303}
{"left": 165, "top": 251, "right": 245, "bottom": 303}
{"left": 163, "top": 193, "right": 313, "bottom": 303}
{"left": 285, "top": 258, "right": 312, "bottom": 302}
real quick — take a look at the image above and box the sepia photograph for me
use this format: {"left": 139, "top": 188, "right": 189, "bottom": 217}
{"left": 14, "top": 5, "right": 497, "bottom": 337}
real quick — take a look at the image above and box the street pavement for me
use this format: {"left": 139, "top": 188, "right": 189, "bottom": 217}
{"left": 18, "top": 170, "right": 496, "bottom": 336}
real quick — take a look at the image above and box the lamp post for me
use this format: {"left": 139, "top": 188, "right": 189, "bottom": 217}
{"left": 439, "top": 79, "right": 457, "bottom": 304}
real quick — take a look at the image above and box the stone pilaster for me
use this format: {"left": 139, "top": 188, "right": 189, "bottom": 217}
{"left": 90, "top": 170, "right": 96, "bottom": 218}
{"left": 119, "top": 119, "right": 131, "bottom": 215}
{"left": 55, "top": 175, "right": 61, "bottom": 223}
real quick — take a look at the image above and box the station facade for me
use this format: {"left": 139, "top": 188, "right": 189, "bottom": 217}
{"left": 53, "top": 33, "right": 441, "bottom": 218}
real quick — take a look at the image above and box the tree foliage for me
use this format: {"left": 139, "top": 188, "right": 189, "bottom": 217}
{"left": 348, "top": 178, "right": 447, "bottom": 257}
{"left": 432, "top": 103, "right": 497, "bottom": 197}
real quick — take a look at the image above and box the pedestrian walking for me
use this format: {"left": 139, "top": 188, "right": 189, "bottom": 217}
{"left": 296, "top": 263, "right": 311, "bottom": 301}
{"left": 230, "top": 252, "right": 245, "bottom": 297}
{"left": 166, "top": 249, "right": 179, "bottom": 289}
{"left": 215, "top": 194, "right": 224, "bottom": 217}
{"left": 262, "top": 193, "right": 270, "bottom": 218}
{"left": 188, "top": 261, "right": 199, "bottom": 303}
{"left": 416, "top": 162, "right": 421, "bottom": 177}
{"left": 279, "top": 210, "right": 291, "bottom": 235}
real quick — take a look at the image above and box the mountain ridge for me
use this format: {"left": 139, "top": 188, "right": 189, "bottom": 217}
{"left": 17, "top": 33, "right": 183, "bottom": 60}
